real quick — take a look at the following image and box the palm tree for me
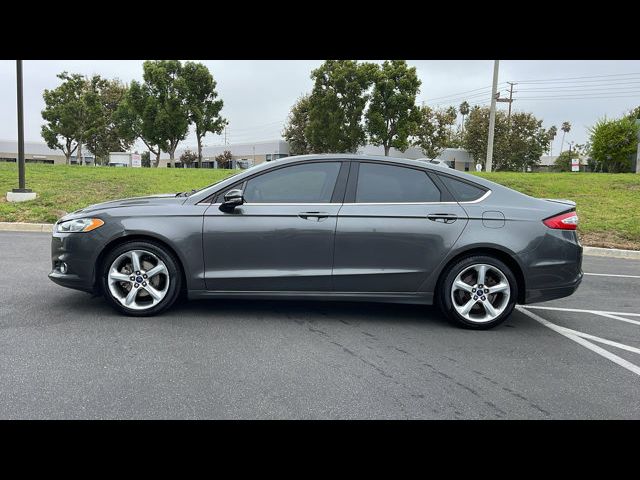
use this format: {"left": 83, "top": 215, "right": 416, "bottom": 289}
{"left": 560, "top": 121, "right": 571, "bottom": 153}
{"left": 459, "top": 101, "right": 470, "bottom": 133}
{"left": 547, "top": 125, "right": 557, "bottom": 155}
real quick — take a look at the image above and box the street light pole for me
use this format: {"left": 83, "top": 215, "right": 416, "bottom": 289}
{"left": 15, "top": 60, "right": 28, "bottom": 192}
{"left": 7, "top": 60, "right": 36, "bottom": 203}
{"left": 635, "top": 118, "right": 640, "bottom": 173}
{"left": 486, "top": 60, "right": 500, "bottom": 173}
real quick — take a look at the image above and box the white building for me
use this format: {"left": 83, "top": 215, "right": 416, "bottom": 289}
{"left": 159, "top": 140, "right": 290, "bottom": 169}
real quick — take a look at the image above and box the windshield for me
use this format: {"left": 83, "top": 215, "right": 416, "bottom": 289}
{"left": 177, "top": 168, "right": 249, "bottom": 197}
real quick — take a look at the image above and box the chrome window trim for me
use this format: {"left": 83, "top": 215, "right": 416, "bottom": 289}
{"left": 199, "top": 190, "right": 491, "bottom": 207}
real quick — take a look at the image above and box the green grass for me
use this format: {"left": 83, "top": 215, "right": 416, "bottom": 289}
{"left": 0, "top": 163, "right": 237, "bottom": 224}
{"left": 475, "top": 172, "right": 640, "bottom": 250}
{"left": 1, "top": 164, "right": 639, "bottom": 249}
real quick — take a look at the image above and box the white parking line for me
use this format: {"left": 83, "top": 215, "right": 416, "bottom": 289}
{"left": 584, "top": 273, "right": 640, "bottom": 279}
{"left": 516, "top": 306, "right": 640, "bottom": 377}
{"left": 592, "top": 312, "right": 640, "bottom": 327}
{"left": 555, "top": 325, "right": 640, "bottom": 355}
{"left": 523, "top": 305, "right": 640, "bottom": 318}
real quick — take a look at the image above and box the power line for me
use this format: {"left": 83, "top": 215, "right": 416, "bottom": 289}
{"left": 521, "top": 80, "right": 640, "bottom": 92}
{"left": 430, "top": 90, "right": 495, "bottom": 107}
{"left": 516, "top": 94, "right": 640, "bottom": 100}
{"left": 516, "top": 90, "right": 640, "bottom": 98}
{"left": 513, "top": 72, "right": 640, "bottom": 83}
{"left": 517, "top": 88, "right": 640, "bottom": 97}
{"left": 423, "top": 83, "right": 507, "bottom": 102}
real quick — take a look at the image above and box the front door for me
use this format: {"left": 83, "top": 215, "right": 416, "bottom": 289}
{"left": 332, "top": 161, "right": 468, "bottom": 293}
{"left": 202, "top": 161, "right": 347, "bottom": 291}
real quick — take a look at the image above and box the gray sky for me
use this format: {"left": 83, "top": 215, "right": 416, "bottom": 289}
{"left": 1, "top": 60, "right": 639, "bottom": 154}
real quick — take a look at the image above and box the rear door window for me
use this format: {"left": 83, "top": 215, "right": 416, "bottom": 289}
{"left": 355, "top": 163, "right": 441, "bottom": 203}
{"left": 438, "top": 175, "right": 487, "bottom": 202}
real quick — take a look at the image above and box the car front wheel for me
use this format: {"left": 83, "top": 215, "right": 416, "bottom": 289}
{"left": 101, "top": 241, "right": 182, "bottom": 316}
{"left": 438, "top": 255, "right": 517, "bottom": 329}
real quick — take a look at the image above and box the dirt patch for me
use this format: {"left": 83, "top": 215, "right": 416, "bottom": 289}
{"left": 580, "top": 231, "right": 640, "bottom": 251}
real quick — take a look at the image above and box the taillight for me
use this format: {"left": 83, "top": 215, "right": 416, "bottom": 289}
{"left": 543, "top": 211, "right": 578, "bottom": 230}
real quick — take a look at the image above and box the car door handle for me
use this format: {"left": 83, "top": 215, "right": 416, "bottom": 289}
{"left": 299, "top": 211, "right": 329, "bottom": 221}
{"left": 427, "top": 213, "right": 458, "bottom": 224}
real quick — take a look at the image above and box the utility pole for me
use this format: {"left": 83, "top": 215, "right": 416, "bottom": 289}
{"left": 496, "top": 82, "right": 515, "bottom": 122}
{"left": 7, "top": 60, "right": 36, "bottom": 203}
{"left": 635, "top": 119, "right": 640, "bottom": 173}
{"left": 486, "top": 60, "right": 500, "bottom": 173}
{"left": 504, "top": 82, "right": 516, "bottom": 122}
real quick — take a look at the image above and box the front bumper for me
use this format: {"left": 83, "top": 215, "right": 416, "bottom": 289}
{"left": 49, "top": 229, "right": 106, "bottom": 294}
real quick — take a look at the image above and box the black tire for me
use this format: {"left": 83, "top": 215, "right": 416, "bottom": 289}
{"left": 100, "top": 240, "right": 182, "bottom": 317}
{"left": 438, "top": 255, "right": 517, "bottom": 330}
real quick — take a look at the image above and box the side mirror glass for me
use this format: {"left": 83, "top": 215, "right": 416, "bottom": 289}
{"left": 220, "top": 189, "right": 244, "bottom": 211}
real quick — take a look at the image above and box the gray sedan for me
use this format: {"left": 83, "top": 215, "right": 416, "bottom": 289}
{"left": 49, "top": 154, "right": 583, "bottom": 329}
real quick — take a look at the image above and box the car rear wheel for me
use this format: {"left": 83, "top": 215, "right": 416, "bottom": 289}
{"left": 101, "top": 241, "right": 182, "bottom": 316}
{"left": 438, "top": 255, "right": 517, "bottom": 329}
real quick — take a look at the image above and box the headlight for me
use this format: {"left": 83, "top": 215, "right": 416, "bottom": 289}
{"left": 56, "top": 218, "right": 104, "bottom": 233}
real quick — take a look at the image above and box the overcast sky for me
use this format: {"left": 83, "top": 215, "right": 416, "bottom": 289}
{"left": 1, "top": 60, "right": 639, "bottom": 154}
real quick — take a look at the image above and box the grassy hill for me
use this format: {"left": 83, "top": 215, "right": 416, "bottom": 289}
{"left": 1, "top": 163, "right": 639, "bottom": 249}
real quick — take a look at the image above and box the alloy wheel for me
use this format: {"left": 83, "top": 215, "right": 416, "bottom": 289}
{"left": 450, "top": 263, "right": 511, "bottom": 324}
{"left": 107, "top": 249, "right": 170, "bottom": 311}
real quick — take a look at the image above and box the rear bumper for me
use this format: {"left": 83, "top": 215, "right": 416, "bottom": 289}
{"left": 523, "top": 270, "right": 583, "bottom": 304}
{"left": 520, "top": 229, "right": 583, "bottom": 304}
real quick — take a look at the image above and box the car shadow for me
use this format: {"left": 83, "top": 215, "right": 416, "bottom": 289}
{"left": 51, "top": 290, "right": 452, "bottom": 328}
{"left": 176, "top": 297, "right": 451, "bottom": 326}
{"left": 49, "top": 291, "right": 531, "bottom": 332}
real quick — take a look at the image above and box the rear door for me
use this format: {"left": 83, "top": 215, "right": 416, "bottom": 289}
{"left": 332, "top": 161, "right": 468, "bottom": 293}
{"left": 202, "top": 160, "right": 348, "bottom": 292}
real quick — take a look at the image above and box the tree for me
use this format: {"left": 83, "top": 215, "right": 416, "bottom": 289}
{"left": 143, "top": 60, "right": 190, "bottom": 168}
{"left": 547, "top": 125, "right": 558, "bottom": 155}
{"left": 589, "top": 116, "right": 639, "bottom": 173}
{"left": 115, "top": 80, "right": 168, "bottom": 168}
{"left": 179, "top": 149, "right": 198, "bottom": 168}
{"left": 413, "top": 105, "right": 459, "bottom": 159}
{"left": 459, "top": 101, "right": 470, "bottom": 133}
{"left": 141, "top": 151, "right": 151, "bottom": 168}
{"left": 560, "top": 121, "right": 571, "bottom": 153}
{"left": 41, "top": 72, "right": 90, "bottom": 165}
{"left": 306, "top": 60, "right": 377, "bottom": 153}
{"left": 215, "top": 150, "right": 233, "bottom": 169}
{"left": 462, "top": 106, "right": 549, "bottom": 171}
{"left": 283, "top": 94, "right": 312, "bottom": 155}
{"left": 365, "top": 60, "right": 421, "bottom": 156}
{"left": 181, "top": 62, "right": 227, "bottom": 167}
{"left": 84, "top": 77, "right": 133, "bottom": 165}
{"left": 553, "top": 150, "right": 579, "bottom": 172}
{"left": 627, "top": 106, "right": 640, "bottom": 120}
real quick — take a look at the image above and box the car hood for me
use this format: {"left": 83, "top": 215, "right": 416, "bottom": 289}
{"left": 62, "top": 194, "right": 185, "bottom": 218}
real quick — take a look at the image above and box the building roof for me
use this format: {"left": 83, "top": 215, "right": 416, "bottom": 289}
{"left": 0, "top": 139, "right": 63, "bottom": 156}
{"left": 160, "top": 139, "right": 290, "bottom": 160}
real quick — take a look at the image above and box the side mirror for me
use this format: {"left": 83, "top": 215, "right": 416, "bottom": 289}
{"left": 220, "top": 189, "right": 244, "bottom": 211}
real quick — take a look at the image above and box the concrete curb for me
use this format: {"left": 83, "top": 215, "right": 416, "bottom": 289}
{"left": 583, "top": 246, "right": 640, "bottom": 260}
{"left": 0, "top": 222, "right": 53, "bottom": 233}
{"left": 1, "top": 222, "right": 639, "bottom": 259}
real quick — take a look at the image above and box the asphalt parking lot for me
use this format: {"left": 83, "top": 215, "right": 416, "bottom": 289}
{"left": 1, "top": 231, "right": 639, "bottom": 419}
